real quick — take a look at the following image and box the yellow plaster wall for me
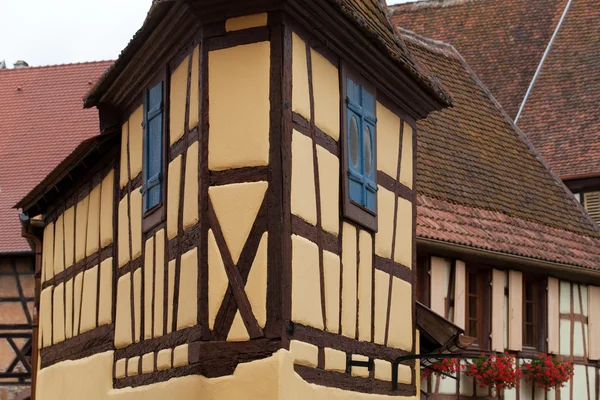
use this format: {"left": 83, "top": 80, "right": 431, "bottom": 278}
{"left": 291, "top": 130, "right": 317, "bottom": 225}
{"left": 75, "top": 197, "right": 89, "bottom": 263}
{"left": 73, "top": 272, "right": 83, "bottom": 336}
{"left": 154, "top": 229, "right": 166, "bottom": 337}
{"left": 324, "top": 347, "right": 346, "bottom": 372}
{"left": 120, "top": 121, "right": 129, "bottom": 189}
{"left": 387, "top": 277, "right": 412, "bottom": 351}
{"left": 128, "top": 357, "right": 140, "bottom": 377}
{"left": 245, "top": 233, "right": 268, "bottom": 328}
{"left": 357, "top": 230, "right": 372, "bottom": 342}
{"left": 42, "top": 222, "right": 55, "bottom": 282}
{"left": 173, "top": 344, "right": 189, "bottom": 368}
{"left": 65, "top": 279, "right": 73, "bottom": 339}
{"left": 115, "top": 358, "right": 126, "bottom": 379}
{"left": 373, "top": 270, "right": 389, "bottom": 345}
{"left": 291, "top": 234, "right": 323, "bottom": 330}
{"left": 80, "top": 265, "right": 98, "bottom": 334}
{"left": 228, "top": 311, "right": 249, "bottom": 342}
{"left": 189, "top": 46, "right": 200, "bottom": 130}
{"left": 52, "top": 215, "right": 64, "bottom": 275}
{"left": 311, "top": 49, "right": 340, "bottom": 141}
{"left": 208, "top": 230, "right": 228, "bottom": 330}
{"left": 375, "top": 187, "right": 394, "bottom": 259}
{"left": 52, "top": 283, "right": 65, "bottom": 344}
{"left": 209, "top": 181, "right": 268, "bottom": 264}
{"left": 170, "top": 56, "right": 190, "bottom": 146}
{"left": 86, "top": 184, "right": 101, "bottom": 257}
{"left": 40, "top": 287, "right": 53, "bottom": 347}
{"left": 177, "top": 247, "right": 198, "bottom": 330}
{"left": 376, "top": 102, "right": 400, "bottom": 178}
{"left": 292, "top": 33, "right": 310, "bottom": 121}
{"left": 133, "top": 268, "right": 142, "bottom": 342}
{"left": 118, "top": 195, "right": 130, "bottom": 267}
{"left": 399, "top": 123, "right": 413, "bottom": 189}
{"left": 323, "top": 250, "right": 340, "bottom": 333}
{"left": 225, "top": 13, "right": 268, "bottom": 32}
{"left": 115, "top": 274, "right": 132, "bottom": 348}
{"left": 99, "top": 258, "right": 113, "bottom": 325}
{"left": 129, "top": 106, "right": 144, "bottom": 180}
{"left": 316, "top": 146, "right": 340, "bottom": 235}
{"left": 64, "top": 206, "right": 75, "bottom": 268}
{"left": 100, "top": 170, "right": 114, "bottom": 248}
{"left": 142, "top": 353, "right": 154, "bottom": 374}
{"left": 393, "top": 197, "right": 412, "bottom": 268}
{"left": 157, "top": 349, "right": 172, "bottom": 371}
{"left": 144, "top": 237, "right": 154, "bottom": 339}
{"left": 289, "top": 340, "right": 318, "bottom": 368}
{"left": 131, "top": 188, "right": 143, "bottom": 260}
{"left": 208, "top": 41, "right": 270, "bottom": 170}
{"left": 183, "top": 141, "right": 199, "bottom": 230}
{"left": 167, "top": 260, "right": 176, "bottom": 334}
{"left": 341, "top": 222, "right": 357, "bottom": 338}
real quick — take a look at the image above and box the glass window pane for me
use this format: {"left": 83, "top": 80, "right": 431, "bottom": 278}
{"left": 364, "top": 125, "right": 372, "bottom": 176}
{"left": 349, "top": 115, "right": 359, "bottom": 168}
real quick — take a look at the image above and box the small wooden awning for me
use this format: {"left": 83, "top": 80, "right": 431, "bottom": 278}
{"left": 416, "top": 301, "right": 474, "bottom": 365}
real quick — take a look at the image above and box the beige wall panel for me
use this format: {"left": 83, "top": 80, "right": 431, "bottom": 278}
{"left": 324, "top": 347, "right": 346, "bottom": 372}
{"left": 40, "top": 287, "right": 53, "bottom": 347}
{"left": 492, "top": 269, "right": 505, "bottom": 352}
{"left": 291, "top": 130, "right": 317, "bottom": 225}
{"left": 130, "top": 187, "right": 143, "bottom": 260}
{"left": 53, "top": 214, "right": 65, "bottom": 275}
{"left": 119, "top": 121, "right": 129, "bottom": 188}
{"left": 133, "top": 268, "right": 142, "bottom": 342}
{"left": 341, "top": 222, "right": 357, "bottom": 338}
{"left": 183, "top": 141, "right": 199, "bottom": 230}
{"left": 292, "top": 32, "right": 310, "bottom": 121}
{"left": 80, "top": 265, "right": 98, "bottom": 334}
{"left": 388, "top": 277, "right": 412, "bottom": 351}
{"left": 225, "top": 13, "right": 268, "bottom": 31}
{"left": 227, "top": 311, "right": 249, "bottom": 342}
{"left": 374, "top": 270, "right": 390, "bottom": 345}
{"left": 167, "top": 259, "right": 176, "bottom": 334}
{"left": 376, "top": 102, "right": 401, "bottom": 178}
{"left": 42, "top": 222, "right": 55, "bottom": 282}
{"left": 375, "top": 187, "right": 395, "bottom": 259}
{"left": 399, "top": 122, "right": 413, "bottom": 189}
{"left": 167, "top": 155, "right": 182, "bottom": 240}
{"left": 63, "top": 206, "right": 75, "bottom": 268}
{"left": 572, "top": 365, "right": 587, "bottom": 400}
{"left": 178, "top": 247, "right": 198, "bottom": 330}
{"left": 127, "top": 356, "right": 140, "bottom": 377}
{"left": 358, "top": 230, "right": 373, "bottom": 342}
{"left": 157, "top": 349, "right": 172, "bottom": 371}
{"left": 154, "top": 229, "right": 166, "bottom": 337}
{"left": 52, "top": 283, "right": 65, "bottom": 344}
{"left": 559, "top": 319, "right": 571, "bottom": 356}
{"left": 86, "top": 184, "right": 101, "bottom": 257}
{"left": 548, "top": 277, "right": 560, "bottom": 354}
{"left": 454, "top": 260, "right": 466, "bottom": 329}
{"left": 100, "top": 170, "right": 114, "bottom": 248}
{"left": 374, "top": 359, "right": 391, "bottom": 381}
{"left": 208, "top": 230, "right": 228, "bottom": 330}
{"left": 115, "top": 358, "right": 126, "bottom": 379}
{"left": 317, "top": 145, "right": 340, "bottom": 235}
{"left": 144, "top": 237, "right": 154, "bottom": 339}
{"left": 72, "top": 272, "right": 83, "bottom": 336}
{"left": 351, "top": 355, "right": 370, "bottom": 378}
{"left": 188, "top": 46, "right": 200, "bottom": 130}
{"left": 98, "top": 258, "right": 113, "bottom": 325}
{"left": 65, "top": 278, "right": 73, "bottom": 339}
{"left": 245, "top": 233, "right": 268, "bottom": 328}
{"left": 588, "top": 286, "right": 600, "bottom": 359}
{"left": 170, "top": 56, "right": 189, "bottom": 146}
{"left": 173, "top": 344, "right": 188, "bottom": 368}
{"left": 291, "top": 235, "right": 323, "bottom": 329}
{"left": 508, "top": 270, "right": 523, "bottom": 351}
{"left": 209, "top": 181, "right": 268, "bottom": 264}
{"left": 289, "top": 340, "right": 318, "bottom": 368}
{"left": 75, "top": 196, "right": 89, "bottom": 263}
{"left": 430, "top": 257, "right": 447, "bottom": 315}
{"left": 581, "top": 285, "right": 588, "bottom": 317}
{"left": 323, "top": 250, "right": 340, "bottom": 334}
{"left": 573, "top": 321, "right": 585, "bottom": 357}
{"left": 129, "top": 106, "right": 144, "bottom": 179}
{"left": 559, "top": 280, "right": 571, "bottom": 314}
{"left": 117, "top": 195, "right": 130, "bottom": 267}
{"left": 142, "top": 352, "right": 154, "bottom": 374}
{"left": 115, "top": 274, "right": 132, "bottom": 348}
{"left": 311, "top": 49, "right": 340, "bottom": 141}
{"left": 208, "top": 42, "right": 270, "bottom": 170}
{"left": 394, "top": 197, "right": 413, "bottom": 268}
{"left": 574, "top": 284, "right": 582, "bottom": 315}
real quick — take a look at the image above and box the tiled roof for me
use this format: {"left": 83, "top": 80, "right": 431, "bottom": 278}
{"left": 0, "top": 61, "right": 111, "bottom": 252}
{"left": 390, "top": 0, "right": 567, "bottom": 119}
{"left": 400, "top": 31, "right": 600, "bottom": 268}
{"left": 517, "top": 0, "right": 600, "bottom": 179}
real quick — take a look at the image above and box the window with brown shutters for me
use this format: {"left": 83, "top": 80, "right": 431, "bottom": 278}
{"left": 523, "top": 277, "right": 538, "bottom": 348}
{"left": 466, "top": 267, "right": 491, "bottom": 349}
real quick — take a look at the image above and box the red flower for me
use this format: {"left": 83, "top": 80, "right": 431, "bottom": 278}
{"left": 465, "top": 353, "right": 521, "bottom": 391}
{"left": 522, "top": 354, "right": 574, "bottom": 390}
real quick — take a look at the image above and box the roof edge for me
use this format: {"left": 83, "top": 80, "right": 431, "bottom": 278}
{"left": 389, "top": 0, "right": 482, "bottom": 14}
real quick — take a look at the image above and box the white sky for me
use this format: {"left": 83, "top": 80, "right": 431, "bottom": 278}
{"left": 0, "top": 0, "right": 413, "bottom": 67}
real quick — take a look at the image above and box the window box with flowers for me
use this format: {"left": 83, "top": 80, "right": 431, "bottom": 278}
{"left": 466, "top": 353, "right": 522, "bottom": 398}
{"left": 522, "top": 354, "right": 574, "bottom": 390}
{"left": 421, "top": 358, "right": 460, "bottom": 381}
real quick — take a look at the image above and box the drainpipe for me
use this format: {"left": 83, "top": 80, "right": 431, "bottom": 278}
{"left": 514, "top": 0, "right": 573, "bottom": 124}
{"left": 20, "top": 213, "right": 42, "bottom": 400}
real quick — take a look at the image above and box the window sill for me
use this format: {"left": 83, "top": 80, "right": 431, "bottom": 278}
{"left": 343, "top": 199, "right": 377, "bottom": 232}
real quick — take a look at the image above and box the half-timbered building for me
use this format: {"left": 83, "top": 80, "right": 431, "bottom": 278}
{"left": 15, "top": 1, "right": 469, "bottom": 400}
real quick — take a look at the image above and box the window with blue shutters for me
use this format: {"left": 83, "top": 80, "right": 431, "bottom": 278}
{"left": 142, "top": 81, "right": 164, "bottom": 213}
{"left": 346, "top": 77, "right": 377, "bottom": 214}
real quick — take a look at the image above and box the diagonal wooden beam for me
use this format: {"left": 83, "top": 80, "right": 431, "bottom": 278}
{"left": 6, "top": 337, "right": 32, "bottom": 374}
{"left": 208, "top": 199, "right": 264, "bottom": 340}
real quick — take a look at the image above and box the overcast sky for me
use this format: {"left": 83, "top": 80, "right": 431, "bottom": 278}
{"left": 0, "top": 0, "right": 412, "bottom": 67}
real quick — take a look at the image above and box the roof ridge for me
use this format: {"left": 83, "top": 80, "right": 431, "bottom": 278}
{"left": 0, "top": 60, "right": 113, "bottom": 72}
{"left": 397, "top": 27, "right": 461, "bottom": 59}
{"left": 390, "top": 0, "right": 485, "bottom": 13}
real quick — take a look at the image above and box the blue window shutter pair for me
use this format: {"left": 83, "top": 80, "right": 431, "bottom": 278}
{"left": 142, "top": 82, "right": 164, "bottom": 212}
{"left": 346, "top": 77, "right": 377, "bottom": 212}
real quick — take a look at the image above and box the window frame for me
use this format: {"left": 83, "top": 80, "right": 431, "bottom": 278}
{"left": 141, "top": 70, "right": 169, "bottom": 233}
{"left": 522, "top": 275, "right": 547, "bottom": 352}
{"left": 340, "top": 64, "right": 378, "bottom": 231}
{"left": 465, "top": 266, "right": 491, "bottom": 350}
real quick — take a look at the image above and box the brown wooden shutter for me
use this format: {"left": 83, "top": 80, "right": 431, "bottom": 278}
{"left": 508, "top": 270, "right": 522, "bottom": 351}
{"left": 584, "top": 191, "right": 600, "bottom": 225}
{"left": 453, "top": 260, "right": 466, "bottom": 330}
{"left": 588, "top": 286, "right": 600, "bottom": 360}
{"left": 430, "top": 257, "right": 446, "bottom": 316}
{"left": 491, "top": 269, "right": 505, "bottom": 352}
{"left": 547, "top": 277, "right": 559, "bottom": 354}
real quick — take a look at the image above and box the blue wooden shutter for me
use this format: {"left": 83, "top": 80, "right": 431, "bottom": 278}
{"left": 143, "top": 82, "right": 164, "bottom": 212}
